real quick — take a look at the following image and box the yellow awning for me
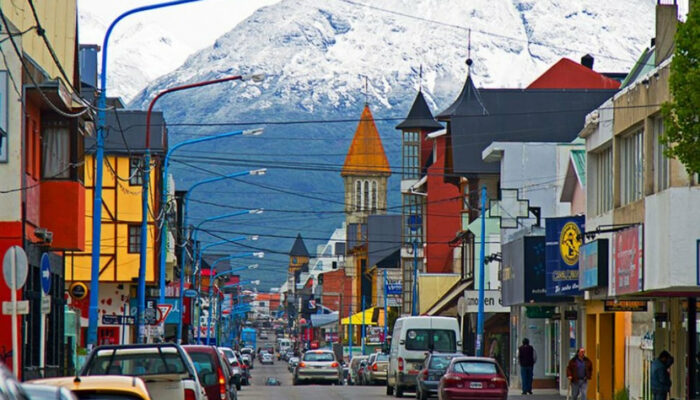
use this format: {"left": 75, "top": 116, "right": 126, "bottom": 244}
{"left": 340, "top": 307, "right": 385, "bottom": 326}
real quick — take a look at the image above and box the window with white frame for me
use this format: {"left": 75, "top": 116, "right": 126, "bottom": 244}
{"left": 371, "top": 180, "right": 378, "bottom": 212}
{"left": 652, "top": 118, "right": 669, "bottom": 192}
{"left": 402, "top": 130, "right": 420, "bottom": 179}
{"left": 363, "top": 180, "right": 370, "bottom": 210}
{"left": 594, "top": 147, "right": 613, "bottom": 214}
{"left": 355, "top": 180, "right": 362, "bottom": 211}
{"left": 620, "top": 129, "right": 644, "bottom": 205}
{"left": 129, "top": 156, "right": 143, "bottom": 186}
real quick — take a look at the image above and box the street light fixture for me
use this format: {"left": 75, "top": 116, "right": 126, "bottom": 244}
{"left": 88, "top": 0, "right": 204, "bottom": 348}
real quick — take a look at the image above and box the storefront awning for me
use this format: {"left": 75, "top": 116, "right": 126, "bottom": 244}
{"left": 340, "top": 307, "right": 385, "bottom": 326}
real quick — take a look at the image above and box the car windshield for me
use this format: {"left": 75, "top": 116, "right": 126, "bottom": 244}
{"left": 405, "top": 329, "right": 456, "bottom": 352}
{"left": 303, "top": 352, "right": 335, "bottom": 362}
{"left": 85, "top": 348, "right": 189, "bottom": 376}
{"left": 429, "top": 355, "right": 455, "bottom": 370}
{"left": 453, "top": 361, "right": 498, "bottom": 374}
{"left": 376, "top": 354, "right": 389, "bottom": 362}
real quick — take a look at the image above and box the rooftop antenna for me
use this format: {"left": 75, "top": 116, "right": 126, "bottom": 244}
{"left": 466, "top": 28, "right": 473, "bottom": 73}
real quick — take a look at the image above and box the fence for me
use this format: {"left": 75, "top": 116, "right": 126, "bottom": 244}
{"left": 626, "top": 335, "right": 654, "bottom": 400}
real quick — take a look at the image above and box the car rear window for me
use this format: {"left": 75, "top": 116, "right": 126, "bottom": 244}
{"left": 453, "top": 361, "right": 498, "bottom": 374}
{"left": 303, "top": 352, "right": 335, "bottom": 362}
{"left": 376, "top": 354, "right": 389, "bottom": 362}
{"left": 429, "top": 355, "right": 455, "bottom": 370}
{"left": 405, "top": 329, "right": 456, "bottom": 352}
{"left": 188, "top": 352, "right": 218, "bottom": 386}
{"left": 86, "top": 349, "right": 189, "bottom": 376}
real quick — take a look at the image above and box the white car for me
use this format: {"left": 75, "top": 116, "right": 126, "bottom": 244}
{"left": 261, "top": 353, "right": 274, "bottom": 365}
{"left": 293, "top": 350, "right": 342, "bottom": 385}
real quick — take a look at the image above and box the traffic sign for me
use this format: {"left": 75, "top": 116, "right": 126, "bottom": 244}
{"left": 2, "top": 300, "right": 29, "bottom": 315}
{"left": 102, "top": 315, "right": 135, "bottom": 325}
{"left": 3, "top": 246, "right": 28, "bottom": 290}
{"left": 184, "top": 289, "right": 198, "bottom": 298}
{"left": 40, "top": 253, "right": 52, "bottom": 295}
{"left": 41, "top": 296, "right": 51, "bottom": 314}
{"left": 157, "top": 304, "right": 173, "bottom": 324}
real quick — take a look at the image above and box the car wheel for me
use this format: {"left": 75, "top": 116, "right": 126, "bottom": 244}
{"left": 394, "top": 377, "right": 404, "bottom": 398}
{"left": 418, "top": 386, "right": 428, "bottom": 400}
{"left": 386, "top": 381, "right": 394, "bottom": 396}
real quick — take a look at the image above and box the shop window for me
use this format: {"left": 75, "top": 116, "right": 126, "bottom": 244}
{"left": 128, "top": 225, "right": 141, "bottom": 253}
{"left": 544, "top": 319, "right": 560, "bottom": 377}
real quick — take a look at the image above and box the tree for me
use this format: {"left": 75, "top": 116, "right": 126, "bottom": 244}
{"left": 661, "top": 1, "right": 700, "bottom": 175}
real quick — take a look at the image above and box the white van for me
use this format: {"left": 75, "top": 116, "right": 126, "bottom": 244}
{"left": 277, "top": 338, "right": 291, "bottom": 353}
{"left": 386, "top": 316, "right": 461, "bottom": 397}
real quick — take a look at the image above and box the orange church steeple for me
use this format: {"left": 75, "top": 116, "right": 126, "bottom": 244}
{"left": 341, "top": 104, "right": 391, "bottom": 177}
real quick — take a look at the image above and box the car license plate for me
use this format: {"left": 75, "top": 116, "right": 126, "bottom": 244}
{"left": 470, "top": 382, "right": 483, "bottom": 389}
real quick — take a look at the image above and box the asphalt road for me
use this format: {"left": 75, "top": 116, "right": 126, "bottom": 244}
{"left": 238, "top": 357, "right": 390, "bottom": 400}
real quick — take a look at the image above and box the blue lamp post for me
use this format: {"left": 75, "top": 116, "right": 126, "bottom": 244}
{"left": 202, "top": 253, "right": 264, "bottom": 343}
{"left": 174, "top": 168, "right": 265, "bottom": 343}
{"left": 216, "top": 277, "right": 260, "bottom": 344}
{"left": 190, "top": 209, "right": 263, "bottom": 261}
{"left": 89, "top": 0, "right": 204, "bottom": 348}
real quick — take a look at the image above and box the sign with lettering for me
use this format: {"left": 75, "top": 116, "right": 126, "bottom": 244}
{"left": 604, "top": 300, "right": 648, "bottom": 312}
{"left": 610, "top": 225, "right": 643, "bottom": 296}
{"left": 545, "top": 216, "right": 585, "bottom": 296}
{"left": 464, "top": 290, "right": 509, "bottom": 313}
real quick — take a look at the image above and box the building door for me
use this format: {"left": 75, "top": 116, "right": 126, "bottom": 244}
{"left": 598, "top": 314, "right": 614, "bottom": 400}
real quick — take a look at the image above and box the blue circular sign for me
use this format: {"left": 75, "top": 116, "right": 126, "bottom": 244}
{"left": 40, "top": 253, "right": 52, "bottom": 295}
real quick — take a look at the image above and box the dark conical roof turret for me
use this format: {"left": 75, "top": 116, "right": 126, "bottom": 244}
{"left": 395, "top": 91, "right": 443, "bottom": 132}
{"left": 289, "top": 233, "right": 310, "bottom": 257}
{"left": 436, "top": 74, "right": 488, "bottom": 120}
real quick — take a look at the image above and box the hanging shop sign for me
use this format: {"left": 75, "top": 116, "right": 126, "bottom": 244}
{"left": 69, "top": 282, "right": 88, "bottom": 300}
{"left": 604, "top": 300, "right": 648, "bottom": 312}
{"left": 579, "top": 239, "right": 608, "bottom": 290}
{"left": 545, "top": 216, "right": 585, "bottom": 296}
{"left": 610, "top": 225, "right": 643, "bottom": 296}
{"left": 501, "top": 236, "right": 549, "bottom": 306}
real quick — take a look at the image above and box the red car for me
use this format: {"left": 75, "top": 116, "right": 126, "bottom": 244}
{"left": 438, "top": 357, "right": 507, "bottom": 400}
{"left": 184, "top": 345, "right": 237, "bottom": 400}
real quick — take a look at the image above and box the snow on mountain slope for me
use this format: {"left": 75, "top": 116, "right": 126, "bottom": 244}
{"left": 124, "top": 0, "right": 658, "bottom": 288}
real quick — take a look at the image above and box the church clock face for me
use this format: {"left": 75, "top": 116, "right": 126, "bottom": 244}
{"left": 292, "top": 257, "right": 298, "bottom": 264}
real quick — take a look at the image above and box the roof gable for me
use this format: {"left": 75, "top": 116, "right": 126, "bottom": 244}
{"left": 395, "top": 91, "right": 443, "bottom": 131}
{"left": 527, "top": 58, "right": 621, "bottom": 89}
{"left": 341, "top": 105, "right": 391, "bottom": 176}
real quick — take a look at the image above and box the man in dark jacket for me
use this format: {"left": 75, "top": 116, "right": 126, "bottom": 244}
{"left": 651, "top": 350, "right": 674, "bottom": 400}
{"left": 566, "top": 348, "right": 593, "bottom": 400}
{"left": 518, "top": 338, "right": 536, "bottom": 395}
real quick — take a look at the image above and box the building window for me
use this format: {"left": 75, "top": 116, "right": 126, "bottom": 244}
{"left": 129, "top": 157, "right": 143, "bottom": 186}
{"left": 128, "top": 225, "right": 141, "bottom": 253}
{"left": 403, "top": 130, "right": 420, "bottom": 180}
{"left": 371, "top": 180, "right": 378, "bottom": 212}
{"left": 355, "top": 180, "right": 362, "bottom": 211}
{"left": 652, "top": 118, "right": 669, "bottom": 192}
{"left": 41, "top": 121, "right": 71, "bottom": 179}
{"left": 594, "top": 147, "right": 613, "bottom": 214}
{"left": 403, "top": 194, "right": 423, "bottom": 244}
{"left": 363, "top": 180, "right": 370, "bottom": 211}
{"left": 620, "top": 129, "right": 644, "bottom": 205}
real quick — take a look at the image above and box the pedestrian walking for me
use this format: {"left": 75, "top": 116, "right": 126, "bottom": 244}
{"left": 566, "top": 348, "right": 593, "bottom": 400}
{"left": 518, "top": 338, "right": 536, "bottom": 395}
{"left": 651, "top": 350, "right": 674, "bottom": 400}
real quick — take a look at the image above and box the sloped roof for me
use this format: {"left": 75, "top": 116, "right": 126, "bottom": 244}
{"left": 395, "top": 91, "right": 444, "bottom": 132}
{"left": 620, "top": 47, "right": 656, "bottom": 88}
{"left": 436, "top": 74, "right": 488, "bottom": 120}
{"left": 527, "top": 58, "right": 621, "bottom": 89}
{"left": 85, "top": 109, "right": 166, "bottom": 155}
{"left": 289, "top": 233, "right": 310, "bottom": 257}
{"left": 341, "top": 105, "right": 391, "bottom": 177}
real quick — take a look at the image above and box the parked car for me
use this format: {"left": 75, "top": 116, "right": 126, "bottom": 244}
{"left": 80, "top": 343, "right": 206, "bottom": 400}
{"left": 287, "top": 357, "right": 300, "bottom": 373}
{"left": 31, "top": 376, "right": 151, "bottom": 400}
{"left": 293, "top": 350, "right": 342, "bottom": 385}
{"left": 219, "top": 347, "right": 242, "bottom": 390}
{"left": 240, "top": 348, "right": 254, "bottom": 369}
{"left": 437, "top": 357, "right": 508, "bottom": 400}
{"left": 184, "top": 345, "right": 238, "bottom": 400}
{"left": 0, "top": 362, "right": 29, "bottom": 400}
{"left": 387, "top": 316, "right": 461, "bottom": 397}
{"left": 416, "top": 353, "right": 462, "bottom": 400}
{"left": 363, "top": 352, "right": 389, "bottom": 385}
{"left": 348, "top": 356, "right": 368, "bottom": 385}
{"left": 22, "top": 383, "right": 77, "bottom": 400}
{"left": 261, "top": 353, "right": 274, "bottom": 365}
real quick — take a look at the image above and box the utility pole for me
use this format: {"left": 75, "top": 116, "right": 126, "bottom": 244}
{"left": 383, "top": 270, "right": 388, "bottom": 341}
{"left": 476, "top": 185, "right": 487, "bottom": 356}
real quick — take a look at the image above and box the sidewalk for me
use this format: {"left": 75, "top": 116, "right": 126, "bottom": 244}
{"left": 508, "top": 389, "right": 565, "bottom": 400}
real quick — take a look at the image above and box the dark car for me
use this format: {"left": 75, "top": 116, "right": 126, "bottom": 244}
{"left": 438, "top": 357, "right": 508, "bottom": 400}
{"left": 219, "top": 347, "right": 243, "bottom": 390}
{"left": 416, "top": 353, "right": 461, "bottom": 400}
{"left": 184, "top": 345, "right": 238, "bottom": 400}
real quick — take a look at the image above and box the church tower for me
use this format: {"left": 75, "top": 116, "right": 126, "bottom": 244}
{"left": 341, "top": 104, "right": 391, "bottom": 313}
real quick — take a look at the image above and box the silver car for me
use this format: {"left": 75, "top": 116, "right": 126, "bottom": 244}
{"left": 293, "top": 350, "right": 342, "bottom": 385}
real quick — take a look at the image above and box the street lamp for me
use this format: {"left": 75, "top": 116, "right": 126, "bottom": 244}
{"left": 173, "top": 168, "right": 265, "bottom": 343}
{"left": 89, "top": 0, "right": 204, "bottom": 349}
{"left": 190, "top": 209, "right": 264, "bottom": 263}
{"left": 202, "top": 253, "right": 264, "bottom": 343}
{"left": 143, "top": 74, "right": 265, "bottom": 310}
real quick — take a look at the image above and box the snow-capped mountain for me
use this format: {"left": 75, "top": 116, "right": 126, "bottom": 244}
{"left": 122, "top": 0, "right": 657, "bottom": 289}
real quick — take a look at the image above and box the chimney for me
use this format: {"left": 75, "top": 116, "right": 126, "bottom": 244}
{"left": 79, "top": 44, "right": 100, "bottom": 89}
{"left": 655, "top": 0, "right": 679, "bottom": 66}
{"left": 581, "top": 54, "right": 594, "bottom": 70}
